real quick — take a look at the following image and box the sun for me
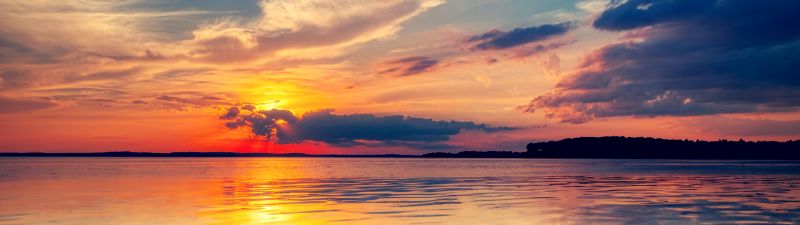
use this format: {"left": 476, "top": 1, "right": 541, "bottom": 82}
{"left": 238, "top": 79, "right": 332, "bottom": 114}
{"left": 255, "top": 99, "right": 284, "bottom": 110}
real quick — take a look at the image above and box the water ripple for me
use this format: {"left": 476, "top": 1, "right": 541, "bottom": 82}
{"left": 1, "top": 158, "right": 799, "bottom": 225}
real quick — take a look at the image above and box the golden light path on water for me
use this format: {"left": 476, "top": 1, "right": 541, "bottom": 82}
{"left": 1, "top": 158, "right": 799, "bottom": 225}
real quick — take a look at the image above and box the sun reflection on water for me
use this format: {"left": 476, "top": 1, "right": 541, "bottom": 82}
{"left": 1, "top": 158, "right": 799, "bottom": 225}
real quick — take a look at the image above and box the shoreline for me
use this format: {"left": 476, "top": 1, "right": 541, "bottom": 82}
{"left": 3, "top": 136, "right": 798, "bottom": 160}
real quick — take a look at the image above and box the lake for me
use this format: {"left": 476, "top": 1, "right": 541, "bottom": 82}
{"left": 1, "top": 158, "right": 799, "bottom": 224}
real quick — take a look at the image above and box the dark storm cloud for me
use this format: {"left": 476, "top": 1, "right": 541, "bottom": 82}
{"left": 222, "top": 108, "right": 515, "bottom": 147}
{"left": 592, "top": 0, "right": 714, "bottom": 31}
{"left": 220, "top": 106, "right": 240, "bottom": 120}
{"left": 240, "top": 104, "right": 256, "bottom": 111}
{"left": 466, "top": 22, "right": 573, "bottom": 50}
{"left": 0, "top": 97, "right": 56, "bottom": 114}
{"left": 380, "top": 56, "right": 439, "bottom": 76}
{"left": 523, "top": 0, "right": 800, "bottom": 123}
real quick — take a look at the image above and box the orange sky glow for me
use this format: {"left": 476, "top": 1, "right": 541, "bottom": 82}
{"left": 1, "top": 0, "right": 799, "bottom": 154}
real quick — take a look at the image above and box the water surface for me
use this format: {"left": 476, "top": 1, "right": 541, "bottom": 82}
{"left": 1, "top": 158, "right": 799, "bottom": 224}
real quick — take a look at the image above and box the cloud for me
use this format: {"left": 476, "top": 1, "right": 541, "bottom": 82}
{"left": 575, "top": 0, "right": 611, "bottom": 13}
{"left": 222, "top": 108, "right": 514, "bottom": 148}
{"left": 530, "top": 10, "right": 582, "bottom": 25}
{"left": 220, "top": 106, "right": 240, "bottom": 120}
{"left": 64, "top": 67, "right": 145, "bottom": 82}
{"left": 379, "top": 56, "right": 440, "bottom": 76}
{"left": 148, "top": 92, "right": 233, "bottom": 110}
{"left": 0, "top": 0, "right": 443, "bottom": 64}
{"left": 465, "top": 22, "right": 574, "bottom": 50}
{"left": 523, "top": 0, "right": 800, "bottom": 123}
{"left": 0, "top": 0, "right": 208, "bottom": 63}
{"left": 156, "top": 95, "right": 192, "bottom": 104}
{"left": 376, "top": 22, "right": 574, "bottom": 78}
{"left": 592, "top": 0, "right": 710, "bottom": 31}
{"left": 155, "top": 95, "right": 230, "bottom": 109}
{"left": 0, "top": 97, "right": 56, "bottom": 114}
{"left": 189, "top": 0, "right": 444, "bottom": 63}
{"left": 151, "top": 68, "right": 212, "bottom": 80}
{"left": 510, "top": 42, "right": 571, "bottom": 59}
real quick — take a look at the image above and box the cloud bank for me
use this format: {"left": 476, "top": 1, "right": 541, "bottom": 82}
{"left": 523, "top": 0, "right": 800, "bottom": 123}
{"left": 222, "top": 107, "right": 514, "bottom": 149}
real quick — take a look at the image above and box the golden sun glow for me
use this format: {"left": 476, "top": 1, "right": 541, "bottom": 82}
{"left": 256, "top": 100, "right": 285, "bottom": 111}
{"left": 236, "top": 78, "right": 332, "bottom": 114}
{"left": 1, "top": 0, "right": 799, "bottom": 155}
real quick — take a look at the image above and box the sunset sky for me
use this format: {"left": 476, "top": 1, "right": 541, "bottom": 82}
{"left": 1, "top": 0, "right": 799, "bottom": 154}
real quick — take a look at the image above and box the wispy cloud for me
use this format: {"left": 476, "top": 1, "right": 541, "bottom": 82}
{"left": 466, "top": 22, "right": 574, "bottom": 50}
{"left": 0, "top": 96, "right": 56, "bottom": 114}
{"left": 379, "top": 56, "right": 440, "bottom": 76}
{"left": 188, "top": 0, "right": 444, "bottom": 63}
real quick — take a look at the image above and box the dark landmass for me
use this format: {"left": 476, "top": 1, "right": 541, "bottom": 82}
{"left": 424, "top": 137, "right": 800, "bottom": 159}
{"left": 2, "top": 137, "right": 799, "bottom": 159}
{"left": 521, "top": 137, "right": 800, "bottom": 159}
{"left": 0, "top": 151, "right": 417, "bottom": 158}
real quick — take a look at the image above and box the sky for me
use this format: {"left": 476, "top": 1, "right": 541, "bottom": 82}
{"left": 1, "top": 0, "right": 799, "bottom": 154}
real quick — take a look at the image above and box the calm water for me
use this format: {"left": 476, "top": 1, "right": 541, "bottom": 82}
{"left": 1, "top": 158, "right": 799, "bottom": 225}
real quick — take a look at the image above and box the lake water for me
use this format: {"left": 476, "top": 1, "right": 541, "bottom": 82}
{"left": 1, "top": 158, "right": 799, "bottom": 225}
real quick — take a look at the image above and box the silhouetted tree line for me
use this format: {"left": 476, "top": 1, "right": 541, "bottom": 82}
{"left": 523, "top": 136, "right": 800, "bottom": 159}
{"left": 4, "top": 137, "right": 798, "bottom": 159}
{"left": 423, "top": 137, "right": 800, "bottom": 159}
